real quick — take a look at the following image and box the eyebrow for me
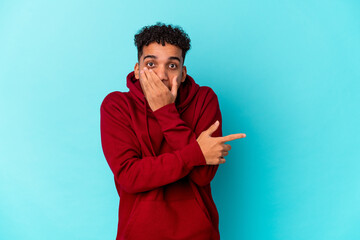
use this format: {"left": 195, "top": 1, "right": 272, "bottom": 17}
{"left": 143, "top": 55, "right": 181, "bottom": 62}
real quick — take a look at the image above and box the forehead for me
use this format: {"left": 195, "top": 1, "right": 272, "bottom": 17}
{"left": 141, "top": 42, "right": 182, "bottom": 61}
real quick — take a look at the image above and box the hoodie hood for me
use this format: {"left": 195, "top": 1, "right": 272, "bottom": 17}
{"left": 125, "top": 71, "right": 201, "bottom": 157}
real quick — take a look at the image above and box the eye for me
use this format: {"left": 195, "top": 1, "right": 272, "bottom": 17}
{"left": 169, "top": 63, "right": 177, "bottom": 69}
{"left": 146, "top": 62, "right": 155, "bottom": 67}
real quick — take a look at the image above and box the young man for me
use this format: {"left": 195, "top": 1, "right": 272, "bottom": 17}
{"left": 100, "top": 22, "right": 246, "bottom": 240}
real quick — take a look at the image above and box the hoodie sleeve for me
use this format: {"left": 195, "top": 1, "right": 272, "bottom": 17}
{"left": 152, "top": 87, "right": 222, "bottom": 187}
{"left": 100, "top": 93, "right": 207, "bottom": 194}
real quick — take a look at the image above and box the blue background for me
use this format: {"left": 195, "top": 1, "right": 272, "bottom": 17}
{"left": 1, "top": 0, "right": 359, "bottom": 239}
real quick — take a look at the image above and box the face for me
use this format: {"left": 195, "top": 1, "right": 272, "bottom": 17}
{"left": 134, "top": 42, "right": 187, "bottom": 90}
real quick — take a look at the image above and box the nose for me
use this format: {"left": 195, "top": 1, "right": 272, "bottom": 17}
{"left": 155, "top": 65, "right": 169, "bottom": 81}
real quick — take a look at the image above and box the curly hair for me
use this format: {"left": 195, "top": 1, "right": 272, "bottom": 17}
{"left": 134, "top": 22, "right": 191, "bottom": 64}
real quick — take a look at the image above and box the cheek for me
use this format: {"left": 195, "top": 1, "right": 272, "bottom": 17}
{"left": 171, "top": 75, "right": 181, "bottom": 85}
{"left": 174, "top": 72, "right": 182, "bottom": 81}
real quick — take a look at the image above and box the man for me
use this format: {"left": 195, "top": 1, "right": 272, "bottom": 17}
{"left": 100, "top": 22, "right": 246, "bottom": 240}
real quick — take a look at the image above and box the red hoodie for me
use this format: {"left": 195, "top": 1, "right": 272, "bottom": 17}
{"left": 100, "top": 71, "right": 223, "bottom": 240}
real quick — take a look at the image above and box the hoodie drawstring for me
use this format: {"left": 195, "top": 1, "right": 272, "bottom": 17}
{"left": 144, "top": 96, "right": 156, "bottom": 156}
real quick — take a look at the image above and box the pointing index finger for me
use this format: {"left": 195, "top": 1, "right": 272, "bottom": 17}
{"left": 218, "top": 133, "right": 246, "bottom": 143}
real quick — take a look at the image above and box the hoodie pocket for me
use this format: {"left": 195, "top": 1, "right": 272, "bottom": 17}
{"left": 123, "top": 198, "right": 214, "bottom": 240}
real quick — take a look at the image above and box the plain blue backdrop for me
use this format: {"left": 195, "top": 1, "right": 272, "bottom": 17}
{"left": 1, "top": 0, "right": 359, "bottom": 239}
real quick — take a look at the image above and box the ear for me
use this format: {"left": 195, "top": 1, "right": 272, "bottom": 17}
{"left": 134, "top": 62, "right": 139, "bottom": 79}
{"left": 181, "top": 65, "right": 187, "bottom": 83}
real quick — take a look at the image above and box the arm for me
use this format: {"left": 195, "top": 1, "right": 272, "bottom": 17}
{"left": 152, "top": 88, "right": 222, "bottom": 187}
{"left": 100, "top": 93, "right": 207, "bottom": 194}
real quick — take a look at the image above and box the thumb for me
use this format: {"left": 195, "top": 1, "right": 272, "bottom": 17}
{"left": 170, "top": 76, "right": 179, "bottom": 97}
{"left": 206, "top": 120, "right": 219, "bottom": 136}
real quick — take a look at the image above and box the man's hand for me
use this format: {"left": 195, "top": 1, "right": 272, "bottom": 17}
{"left": 139, "top": 67, "right": 179, "bottom": 111}
{"left": 197, "top": 120, "right": 246, "bottom": 165}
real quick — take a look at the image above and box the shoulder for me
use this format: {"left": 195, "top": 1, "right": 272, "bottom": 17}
{"left": 100, "top": 91, "right": 131, "bottom": 113}
{"left": 197, "top": 86, "right": 219, "bottom": 103}
{"left": 102, "top": 91, "right": 126, "bottom": 103}
{"left": 101, "top": 91, "right": 130, "bottom": 105}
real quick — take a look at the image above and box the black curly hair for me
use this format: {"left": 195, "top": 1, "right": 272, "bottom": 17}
{"left": 134, "top": 22, "right": 191, "bottom": 64}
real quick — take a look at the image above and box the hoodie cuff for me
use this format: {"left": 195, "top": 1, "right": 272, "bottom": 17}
{"left": 153, "top": 102, "right": 176, "bottom": 113}
{"left": 177, "top": 140, "right": 207, "bottom": 170}
{"left": 152, "top": 103, "right": 180, "bottom": 131}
